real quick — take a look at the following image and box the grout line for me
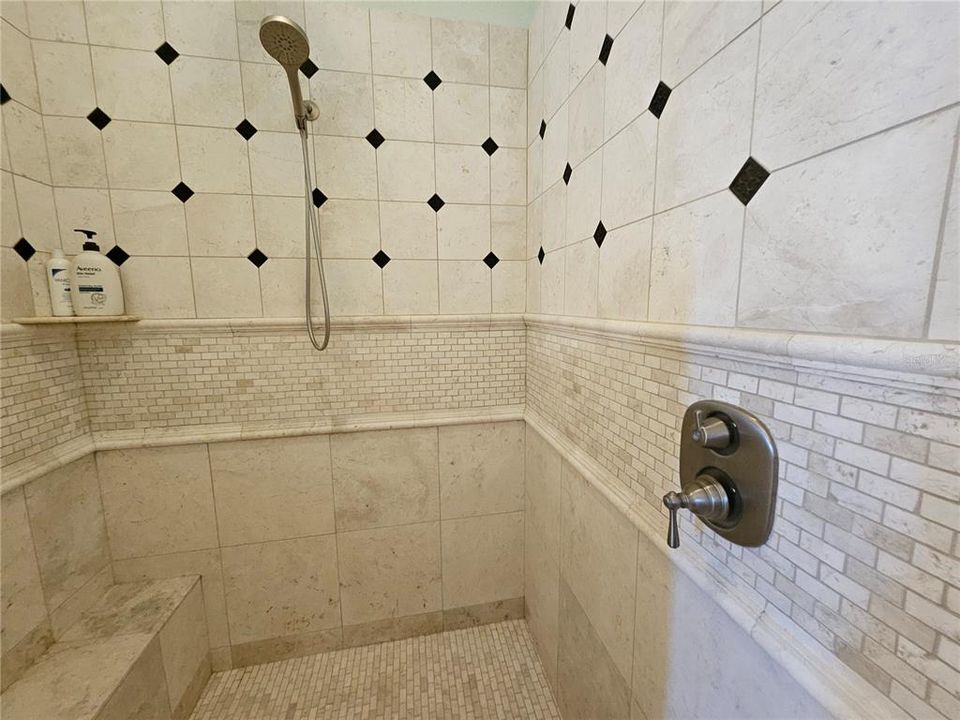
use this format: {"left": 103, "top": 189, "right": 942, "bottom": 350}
{"left": 203, "top": 440, "right": 235, "bottom": 650}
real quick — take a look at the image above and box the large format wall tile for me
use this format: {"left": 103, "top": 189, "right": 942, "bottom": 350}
{"left": 0, "top": 488, "right": 47, "bottom": 658}
{"left": 97, "top": 444, "right": 219, "bottom": 560}
{"left": 209, "top": 435, "right": 335, "bottom": 546}
{"left": 929, "top": 154, "right": 959, "bottom": 342}
{"left": 221, "top": 534, "right": 340, "bottom": 645}
{"left": 603, "top": 0, "right": 662, "bottom": 140}
{"left": 754, "top": 1, "right": 960, "bottom": 168}
{"left": 739, "top": 109, "right": 957, "bottom": 338}
{"left": 439, "top": 421, "right": 523, "bottom": 518}
{"left": 597, "top": 218, "right": 652, "bottom": 322}
{"left": 560, "top": 462, "right": 639, "bottom": 680}
{"left": 331, "top": 427, "right": 440, "bottom": 531}
{"left": 441, "top": 512, "right": 524, "bottom": 609}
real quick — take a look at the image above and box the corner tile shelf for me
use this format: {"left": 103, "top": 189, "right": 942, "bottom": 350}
{"left": 13, "top": 315, "right": 140, "bottom": 325}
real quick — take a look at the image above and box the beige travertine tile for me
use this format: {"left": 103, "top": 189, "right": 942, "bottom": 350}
{"left": 0, "top": 488, "right": 47, "bottom": 657}
{"left": 159, "top": 582, "right": 210, "bottom": 716}
{"left": 341, "top": 611, "right": 443, "bottom": 648}
{"left": 48, "top": 564, "right": 113, "bottom": 639}
{"left": 337, "top": 521, "right": 442, "bottom": 626}
{"left": 331, "top": 427, "right": 440, "bottom": 531}
{"left": 112, "top": 548, "right": 230, "bottom": 650}
{"left": 97, "top": 636, "right": 171, "bottom": 720}
{"left": 556, "top": 579, "right": 632, "bottom": 720}
{"left": 209, "top": 435, "right": 335, "bottom": 546}
{"left": 441, "top": 511, "right": 523, "bottom": 609}
{"left": 0, "top": 620, "right": 53, "bottom": 692}
{"left": 560, "top": 461, "right": 639, "bottom": 680}
{"left": 229, "top": 628, "right": 342, "bottom": 668}
{"left": 97, "top": 445, "right": 218, "bottom": 560}
{"left": 439, "top": 421, "right": 523, "bottom": 518}
{"left": 23, "top": 455, "right": 110, "bottom": 614}
{"left": 221, "top": 535, "right": 340, "bottom": 645}
{"left": 442, "top": 597, "right": 524, "bottom": 631}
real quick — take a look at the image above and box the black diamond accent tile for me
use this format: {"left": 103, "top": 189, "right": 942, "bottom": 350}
{"left": 648, "top": 81, "right": 672, "bottom": 119}
{"left": 563, "top": 163, "right": 572, "bottom": 185}
{"left": 235, "top": 119, "right": 257, "bottom": 140}
{"left": 593, "top": 221, "right": 607, "bottom": 247}
{"left": 366, "top": 128, "right": 385, "bottom": 149}
{"left": 537, "top": 246, "right": 545, "bottom": 264}
{"left": 312, "top": 188, "right": 327, "bottom": 208}
{"left": 171, "top": 181, "right": 194, "bottom": 203}
{"left": 729, "top": 157, "right": 770, "bottom": 205}
{"left": 247, "top": 248, "right": 268, "bottom": 268}
{"left": 482, "top": 137, "right": 499, "bottom": 156}
{"left": 0, "top": 84, "right": 9, "bottom": 105}
{"left": 372, "top": 250, "right": 391, "bottom": 268}
{"left": 155, "top": 42, "right": 179, "bottom": 65}
{"left": 483, "top": 251, "right": 500, "bottom": 269}
{"left": 539, "top": 119, "right": 546, "bottom": 139}
{"left": 13, "top": 237, "right": 35, "bottom": 262}
{"left": 87, "top": 107, "right": 111, "bottom": 130}
{"left": 105, "top": 245, "right": 130, "bottom": 266}
{"left": 424, "top": 70, "right": 442, "bottom": 91}
{"left": 300, "top": 58, "right": 319, "bottom": 79}
{"left": 599, "top": 34, "right": 614, "bottom": 65}
{"left": 427, "top": 193, "right": 445, "bottom": 212}
{"left": 565, "top": 3, "right": 576, "bottom": 29}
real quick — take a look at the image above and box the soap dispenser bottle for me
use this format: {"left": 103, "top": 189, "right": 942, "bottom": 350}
{"left": 46, "top": 249, "right": 74, "bottom": 316}
{"left": 69, "top": 229, "right": 125, "bottom": 316}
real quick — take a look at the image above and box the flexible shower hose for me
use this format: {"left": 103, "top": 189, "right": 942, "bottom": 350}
{"left": 299, "top": 126, "right": 331, "bottom": 351}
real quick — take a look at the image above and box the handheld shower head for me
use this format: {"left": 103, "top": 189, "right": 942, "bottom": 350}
{"left": 259, "top": 15, "right": 310, "bottom": 128}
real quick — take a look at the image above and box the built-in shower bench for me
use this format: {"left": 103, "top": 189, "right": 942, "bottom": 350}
{"left": 1, "top": 576, "right": 210, "bottom": 720}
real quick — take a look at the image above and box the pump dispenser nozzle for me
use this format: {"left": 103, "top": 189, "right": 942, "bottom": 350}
{"left": 74, "top": 228, "right": 99, "bottom": 251}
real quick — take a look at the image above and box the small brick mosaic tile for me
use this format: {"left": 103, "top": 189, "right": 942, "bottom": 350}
{"left": 189, "top": 620, "right": 560, "bottom": 720}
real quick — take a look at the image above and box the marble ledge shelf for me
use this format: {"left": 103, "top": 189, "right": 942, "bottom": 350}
{"left": 13, "top": 315, "right": 140, "bottom": 325}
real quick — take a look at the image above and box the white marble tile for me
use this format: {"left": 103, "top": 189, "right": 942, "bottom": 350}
{"left": 210, "top": 435, "right": 334, "bottom": 546}
{"left": 655, "top": 27, "right": 758, "bottom": 212}
{"left": 221, "top": 535, "right": 340, "bottom": 644}
{"left": 490, "top": 25, "right": 527, "bottom": 89}
{"left": 542, "top": 98, "right": 569, "bottom": 188}
{"left": 432, "top": 17, "right": 489, "bottom": 85}
{"left": 26, "top": 0, "right": 86, "bottom": 42}
{"left": 111, "top": 190, "right": 187, "bottom": 256}
{"left": 120, "top": 256, "right": 196, "bottom": 319}
{"left": 370, "top": 9, "right": 431, "bottom": 78}
{"left": 185, "top": 194, "right": 255, "bottom": 257}
{"left": 248, "top": 131, "right": 301, "bottom": 197}
{"left": 649, "top": 191, "right": 743, "bottom": 326}
{"left": 177, "top": 126, "right": 251, "bottom": 194}
{"left": 568, "top": 0, "right": 606, "bottom": 86}
{"left": 660, "top": 0, "right": 760, "bottom": 87}
{"left": 491, "top": 148, "right": 526, "bottom": 206}
{"left": 54, "top": 189, "right": 113, "bottom": 253}
{"left": 438, "top": 204, "right": 490, "bottom": 260}
{"left": 541, "top": 181, "right": 567, "bottom": 253}
{"left": 33, "top": 40, "right": 95, "bottom": 117}
{"left": 0, "top": 0, "right": 27, "bottom": 33}
{"left": 565, "top": 150, "right": 602, "bottom": 244}
{"left": 0, "top": 21, "right": 38, "bottom": 110}
{"left": 542, "top": 27, "right": 569, "bottom": 118}
{"left": 567, "top": 64, "right": 604, "bottom": 167}
{"left": 492, "top": 261, "right": 525, "bottom": 313}
{"left": 1, "top": 171, "right": 21, "bottom": 243}
{"left": 318, "top": 199, "right": 380, "bottom": 259}
{"left": 436, "top": 144, "right": 490, "bottom": 204}
{"left": 323, "top": 258, "right": 384, "bottom": 316}
{"left": 309, "top": 70, "right": 374, "bottom": 137}
{"left": 754, "top": 0, "right": 960, "bottom": 169}
{"left": 740, "top": 109, "right": 957, "bottom": 338}
{"left": 4, "top": 103, "right": 51, "bottom": 183}
{"left": 159, "top": 581, "right": 209, "bottom": 714}
{"left": 929, "top": 153, "right": 958, "bottom": 342}
{"left": 305, "top": 2, "right": 371, "bottom": 74}
{"left": 258, "top": 257, "right": 324, "bottom": 318}
{"left": 379, "top": 202, "right": 437, "bottom": 259}
{"left": 382, "top": 259, "right": 439, "bottom": 313}
{"left": 253, "top": 195, "right": 303, "bottom": 258}
{"left": 84, "top": 0, "right": 164, "bottom": 50}
{"left": 441, "top": 512, "right": 524, "bottom": 609}
{"left": 439, "top": 260, "right": 491, "bottom": 314}
{"left": 603, "top": 0, "right": 662, "bottom": 140}
{"left": 338, "top": 522, "right": 442, "bottom": 625}
{"left": 598, "top": 217, "right": 653, "bottom": 321}
{"left": 331, "top": 427, "right": 440, "bottom": 531}
{"left": 45, "top": 116, "right": 108, "bottom": 188}
{"left": 102, "top": 121, "right": 176, "bottom": 190}
{"left": 170, "top": 55, "right": 243, "bottom": 127}
{"left": 373, "top": 76, "right": 433, "bottom": 143}
{"left": 313, "top": 135, "right": 377, "bottom": 200}
{"left": 607, "top": 1, "right": 642, "bottom": 36}
{"left": 434, "top": 82, "right": 490, "bottom": 145}
{"left": 491, "top": 205, "right": 526, "bottom": 260}
{"left": 163, "top": 0, "right": 238, "bottom": 60}
{"left": 97, "top": 444, "right": 219, "bottom": 560}
{"left": 13, "top": 176, "right": 59, "bottom": 250}
{"left": 526, "top": 258, "right": 542, "bottom": 314}
{"left": 603, "top": 132, "right": 657, "bottom": 238}
{"left": 0, "top": 488, "right": 47, "bottom": 655}
{"left": 491, "top": 87, "right": 526, "bottom": 148}
{"left": 191, "top": 257, "right": 261, "bottom": 318}
{"left": 439, "top": 421, "right": 523, "bottom": 519}
{"left": 92, "top": 46, "right": 174, "bottom": 123}
{"left": 563, "top": 237, "right": 599, "bottom": 317}
{"left": 377, "top": 140, "right": 436, "bottom": 202}
{"left": 240, "top": 62, "right": 305, "bottom": 134}
{"left": 527, "top": 69, "right": 544, "bottom": 146}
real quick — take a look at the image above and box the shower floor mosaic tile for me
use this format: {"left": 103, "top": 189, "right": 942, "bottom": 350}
{"left": 189, "top": 620, "right": 560, "bottom": 720}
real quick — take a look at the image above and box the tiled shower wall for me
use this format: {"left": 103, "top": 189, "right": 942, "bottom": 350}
{"left": 1, "top": 0, "right": 527, "bottom": 320}
{"left": 525, "top": 0, "right": 958, "bottom": 341}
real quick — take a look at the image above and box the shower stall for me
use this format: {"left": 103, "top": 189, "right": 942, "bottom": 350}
{"left": 1, "top": 2, "right": 957, "bottom": 719}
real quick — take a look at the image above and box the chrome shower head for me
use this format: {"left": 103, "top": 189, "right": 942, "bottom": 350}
{"left": 259, "top": 15, "right": 310, "bottom": 127}
{"left": 259, "top": 15, "right": 309, "bottom": 68}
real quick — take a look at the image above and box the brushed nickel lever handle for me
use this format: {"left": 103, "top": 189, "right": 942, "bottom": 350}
{"left": 692, "top": 409, "right": 732, "bottom": 450}
{"left": 662, "top": 475, "right": 731, "bottom": 549}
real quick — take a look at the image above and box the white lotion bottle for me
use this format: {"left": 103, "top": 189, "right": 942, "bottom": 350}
{"left": 46, "top": 249, "right": 74, "bottom": 316}
{"left": 69, "top": 229, "right": 125, "bottom": 316}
